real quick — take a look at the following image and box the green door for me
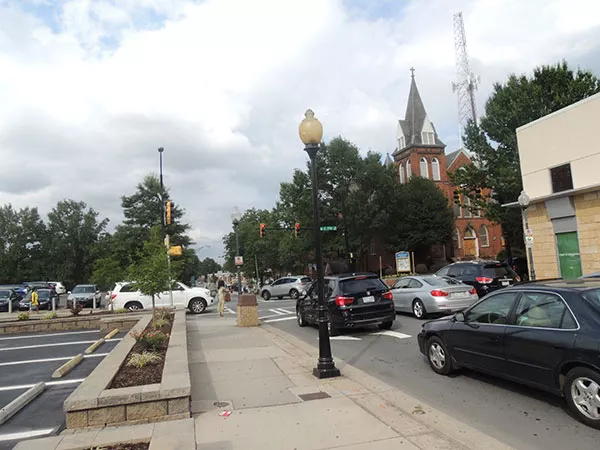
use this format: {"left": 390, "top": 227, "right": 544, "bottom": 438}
{"left": 556, "top": 232, "right": 582, "bottom": 279}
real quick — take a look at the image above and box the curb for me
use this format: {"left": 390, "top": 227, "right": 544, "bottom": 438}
{"left": 104, "top": 328, "right": 119, "bottom": 339}
{"left": 84, "top": 338, "right": 105, "bottom": 355}
{"left": 261, "top": 323, "right": 514, "bottom": 450}
{"left": 0, "top": 382, "right": 45, "bottom": 424}
{"left": 52, "top": 353, "right": 83, "bottom": 379}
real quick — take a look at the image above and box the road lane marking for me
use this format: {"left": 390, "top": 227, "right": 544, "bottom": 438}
{"left": 375, "top": 331, "right": 412, "bottom": 340}
{"left": 330, "top": 336, "right": 362, "bottom": 341}
{"left": 268, "top": 309, "right": 285, "bottom": 315}
{"left": 263, "top": 316, "right": 297, "bottom": 323}
{"left": 0, "top": 353, "right": 109, "bottom": 367}
{"left": 0, "top": 427, "right": 56, "bottom": 442}
{"left": 0, "top": 379, "right": 84, "bottom": 392}
{"left": 0, "top": 338, "right": 121, "bottom": 352}
{"left": 276, "top": 308, "right": 293, "bottom": 314}
{"left": 225, "top": 307, "right": 236, "bottom": 315}
{"left": 0, "top": 330, "right": 101, "bottom": 341}
{"left": 259, "top": 313, "right": 289, "bottom": 320}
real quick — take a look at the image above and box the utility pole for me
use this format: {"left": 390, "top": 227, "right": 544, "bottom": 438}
{"left": 159, "top": 147, "right": 173, "bottom": 307}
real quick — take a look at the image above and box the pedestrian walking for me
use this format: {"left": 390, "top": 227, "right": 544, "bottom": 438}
{"left": 217, "top": 280, "right": 229, "bottom": 318}
{"left": 30, "top": 287, "right": 39, "bottom": 313}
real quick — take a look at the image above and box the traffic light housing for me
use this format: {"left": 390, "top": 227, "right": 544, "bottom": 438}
{"left": 260, "top": 223, "right": 266, "bottom": 238}
{"left": 453, "top": 191, "right": 460, "bottom": 205}
{"left": 166, "top": 201, "right": 173, "bottom": 224}
{"left": 295, "top": 222, "right": 300, "bottom": 237}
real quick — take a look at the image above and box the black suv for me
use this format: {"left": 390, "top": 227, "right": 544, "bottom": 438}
{"left": 296, "top": 273, "right": 395, "bottom": 336}
{"left": 436, "top": 261, "right": 520, "bottom": 298}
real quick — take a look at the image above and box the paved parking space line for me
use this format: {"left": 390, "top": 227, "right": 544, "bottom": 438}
{"left": 0, "top": 378, "right": 84, "bottom": 392}
{"left": 0, "top": 353, "right": 109, "bottom": 367}
{"left": 375, "top": 330, "right": 412, "bottom": 340}
{"left": 0, "top": 338, "right": 121, "bottom": 352}
{"left": 263, "top": 316, "right": 297, "bottom": 323}
{"left": 0, "top": 330, "right": 101, "bottom": 341}
{"left": 0, "top": 427, "right": 55, "bottom": 442}
{"left": 225, "top": 307, "right": 236, "bottom": 315}
{"left": 268, "top": 309, "right": 285, "bottom": 315}
{"left": 276, "top": 308, "right": 293, "bottom": 314}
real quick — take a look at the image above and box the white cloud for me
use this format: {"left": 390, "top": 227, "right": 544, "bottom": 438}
{"left": 1, "top": 0, "right": 600, "bottom": 263}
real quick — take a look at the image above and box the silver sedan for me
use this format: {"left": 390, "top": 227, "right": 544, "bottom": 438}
{"left": 390, "top": 275, "right": 478, "bottom": 319}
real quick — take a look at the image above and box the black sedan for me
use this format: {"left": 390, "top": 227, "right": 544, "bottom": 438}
{"left": 417, "top": 279, "right": 600, "bottom": 429}
{"left": 18, "top": 289, "right": 59, "bottom": 311}
{"left": 0, "top": 289, "right": 22, "bottom": 312}
{"left": 296, "top": 273, "right": 395, "bottom": 336}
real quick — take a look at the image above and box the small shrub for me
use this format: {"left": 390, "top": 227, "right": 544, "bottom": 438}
{"left": 126, "top": 351, "right": 162, "bottom": 368}
{"left": 130, "top": 329, "right": 169, "bottom": 351}
{"left": 154, "top": 307, "right": 173, "bottom": 322}
{"left": 70, "top": 305, "right": 83, "bottom": 316}
{"left": 42, "top": 312, "right": 58, "bottom": 320}
{"left": 17, "top": 312, "right": 29, "bottom": 321}
{"left": 113, "top": 308, "right": 128, "bottom": 314}
{"left": 153, "top": 317, "right": 169, "bottom": 329}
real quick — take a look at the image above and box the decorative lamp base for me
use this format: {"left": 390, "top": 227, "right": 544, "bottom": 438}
{"left": 312, "top": 362, "right": 341, "bottom": 379}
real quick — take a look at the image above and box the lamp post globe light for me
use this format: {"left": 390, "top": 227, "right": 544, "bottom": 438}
{"left": 518, "top": 190, "right": 536, "bottom": 281}
{"left": 231, "top": 207, "right": 243, "bottom": 294}
{"left": 299, "top": 109, "right": 340, "bottom": 379}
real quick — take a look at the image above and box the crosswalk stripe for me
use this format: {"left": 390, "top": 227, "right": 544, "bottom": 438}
{"left": 375, "top": 330, "right": 412, "bottom": 339}
{"left": 268, "top": 309, "right": 285, "bottom": 315}
{"left": 225, "top": 307, "right": 236, "bottom": 315}
{"left": 263, "top": 316, "right": 297, "bottom": 323}
{"left": 276, "top": 308, "right": 293, "bottom": 314}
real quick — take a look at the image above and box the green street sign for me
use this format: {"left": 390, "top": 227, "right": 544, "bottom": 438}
{"left": 320, "top": 226, "right": 337, "bottom": 231}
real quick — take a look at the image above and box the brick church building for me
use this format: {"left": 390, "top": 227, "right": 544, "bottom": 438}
{"left": 383, "top": 72, "right": 504, "bottom": 271}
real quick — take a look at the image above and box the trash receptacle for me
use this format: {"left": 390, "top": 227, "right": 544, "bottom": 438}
{"left": 237, "top": 294, "right": 259, "bottom": 327}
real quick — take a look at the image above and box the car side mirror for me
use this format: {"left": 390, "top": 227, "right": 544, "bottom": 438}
{"left": 454, "top": 311, "right": 466, "bottom": 322}
{"left": 67, "top": 291, "right": 71, "bottom": 294}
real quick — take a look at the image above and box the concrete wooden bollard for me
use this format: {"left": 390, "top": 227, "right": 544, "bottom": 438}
{"left": 237, "top": 294, "right": 259, "bottom": 327}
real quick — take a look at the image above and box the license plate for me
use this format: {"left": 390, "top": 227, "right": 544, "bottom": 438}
{"left": 452, "top": 292, "right": 468, "bottom": 298}
{"left": 501, "top": 280, "right": 510, "bottom": 286}
{"left": 362, "top": 296, "right": 375, "bottom": 303}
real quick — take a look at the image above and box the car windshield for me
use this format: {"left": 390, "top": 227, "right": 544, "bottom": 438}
{"left": 582, "top": 288, "right": 600, "bottom": 313}
{"left": 483, "top": 265, "right": 514, "bottom": 279}
{"left": 422, "top": 277, "right": 451, "bottom": 287}
{"left": 0, "top": 290, "right": 10, "bottom": 298}
{"left": 38, "top": 290, "right": 50, "bottom": 299}
{"left": 72, "top": 286, "right": 94, "bottom": 294}
{"left": 339, "top": 277, "right": 387, "bottom": 295}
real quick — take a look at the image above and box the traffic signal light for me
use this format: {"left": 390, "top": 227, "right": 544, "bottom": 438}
{"left": 295, "top": 222, "right": 300, "bottom": 237}
{"left": 166, "top": 201, "right": 173, "bottom": 224}
{"left": 453, "top": 191, "right": 460, "bottom": 205}
{"left": 475, "top": 187, "right": 482, "bottom": 199}
{"left": 260, "top": 223, "right": 266, "bottom": 238}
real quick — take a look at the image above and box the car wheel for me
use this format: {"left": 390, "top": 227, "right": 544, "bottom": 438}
{"left": 262, "top": 290, "right": 271, "bottom": 300}
{"left": 426, "top": 336, "right": 454, "bottom": 375}
{"left": 124, "top": 301, "right": 143, "bottom": 312}
{"left": 412, "top": 299, "right": 427, "bottom": 319}
{"left": 378, "top": 321, "right": 393, "bottom": 330}
{"left": 296, "top": 308, "right": 307, "bottom": 327}
{"left": 564, "top": 367, "right": 600, "bottom": 429}
{"left": 189, "top": 298, "right": 207, "bottom": 314}
{"left": 290, "top": 289, "right": 299, "bottom": 299}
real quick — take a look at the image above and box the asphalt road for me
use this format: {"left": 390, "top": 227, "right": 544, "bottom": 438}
{"left": 217, "top": 294, "right": 599, "bottom": 450}
{"left": 0, "top": 329, "right": 123, "bottom": 449}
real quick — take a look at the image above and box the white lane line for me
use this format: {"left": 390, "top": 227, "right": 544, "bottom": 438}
{"left": 268, "top": 309, "right": 285, "bottom": 315}
{"left": 0, "top": 427, "right": 56, "bottom": 442}
{"left": 259, "top": 313, "right": 287, "bottom": 320}
{"left": 0, "top": 330, "right": 101, "bottom": 341}
{"left": 330, "top": 336, "right": 362, "bottom": 341}
{"left": 0, "top": 378, "right": 84, "bottom": 392}
{"left": 225, "top": 307, "right": 236, "bottom": 315}
{"left": 276, "top": 308, "right": 294, "bottom": 314}
{"left": 375, "top": 331, "right": 412, "bottom": 340}
{"left": 0, "top": 353, "right": 109, "bottom": 367}
{"left": 0, "top": 338, "right": 121, "bottom": 352}
{"left": 263, "top": 316, "right": 297, "bottom": 323}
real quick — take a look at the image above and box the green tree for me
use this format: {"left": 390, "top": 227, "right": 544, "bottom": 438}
{"left": 197, "top": 258, "right": 221, "bottom": 277}
{"left": 451, "top": 61, "right": 600, "bottom": 255}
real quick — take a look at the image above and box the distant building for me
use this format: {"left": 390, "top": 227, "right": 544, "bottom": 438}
{"left": 514, "top": 91, "right": 600, "bottom": 279}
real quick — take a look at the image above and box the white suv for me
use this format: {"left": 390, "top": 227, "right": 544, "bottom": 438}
{"left": 111, "top": 282, "right": 214, "bottom": 314}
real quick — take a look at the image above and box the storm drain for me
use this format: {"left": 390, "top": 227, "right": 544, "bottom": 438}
{"left": 298, "top": 392, "right": 331, "bottom": 402}
{"left": 213, "top": 401, "right": 230, "bottom": 408}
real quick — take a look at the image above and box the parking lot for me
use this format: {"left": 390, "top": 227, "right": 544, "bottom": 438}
{"left": 0, "top": 328, "right": 123, "bottom": 449}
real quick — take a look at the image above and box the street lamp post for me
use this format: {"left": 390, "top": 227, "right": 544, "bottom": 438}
{"left": 518, "top": 190, "right": 536, "bottom": 281}
{"left": 299, "top": 109, "right": 340, "bottom": 379}
{"left": 231, "top": 207, "right": 243, "bottom": 294}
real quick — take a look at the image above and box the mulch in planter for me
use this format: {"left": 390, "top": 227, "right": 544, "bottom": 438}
{"left": 94, "top": 443, "right": 149, "bottom": 450}
{"left": 109, "top": 315, "right": 173, "bottom": 389}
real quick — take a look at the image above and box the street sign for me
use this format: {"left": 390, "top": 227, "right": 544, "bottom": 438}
{"left": 395, "top": 251, "right": 411, "bottom": 273}
{"left": 525, "top": 235, "right": 534, "bottom": 248}
{"left": 169, "top": 245, "right": 182, "bottom": 256}
{"left": 320, "top": 226, "right": 337, "bottom": 231}
{"left": 235, "top": 256, "right": 244, "bottom": 266}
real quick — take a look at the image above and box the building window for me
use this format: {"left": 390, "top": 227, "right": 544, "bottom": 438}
{"left": 453, "top": 228, "right": 461, "bottom": 248}
{"left": 420, "top": 157, "right": 429, "bottom": 179}
{"left": 399, "top": 164, "right": 405, "bottom": 184}
{"left": 422, "top": 132, "right": 435, "bottom": 145}
{"left": 464, "top": 227, "right": 475, "bottom": 239}
{"left": 479, "top": 225, "right": 490, "bottom": 247}
{"left": 406, "top": 160, "right": 412, "bottom": 179}
{"left": 463, "top": 196, "right": 472, "bottom": 218}
{"left": 398, "top": 135, "right": 405, "bottom": 149}
{"left": 431, "top": 157, "right": 441, "bottom": 181}
{"left": 453, "top": 200, "right": 461, "bottom": 218}
{"left": 550, "top": 163, "right": 573, "bottom": 193}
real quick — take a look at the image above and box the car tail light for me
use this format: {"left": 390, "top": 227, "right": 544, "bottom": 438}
{"left": 515, "top": 275, "right": 521, "bottom": 282}
{"left": 110, "top": 294, "right": 117, "bottom": 299}
{"left": 335, "top": 296, "right": 354, "bottom": 306}
{"left": 430, "top": 290, "right": 449, "bottom": 297}
{"left": 469, "top": 288, "right": 477, "bottom": 295}
{"left": 382, "top": 291, "right": 393, "bottom": 301}
{"left": 476, "top": 277, "right": 493, "bottom": 284}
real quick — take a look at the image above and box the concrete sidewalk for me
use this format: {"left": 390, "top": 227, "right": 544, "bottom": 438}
{"left": 189, "top": 317, "right": 514, "bottom": 450}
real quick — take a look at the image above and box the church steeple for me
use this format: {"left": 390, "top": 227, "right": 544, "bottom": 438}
{"left": 395, "top": 69, "right": 445, "bottom": 154}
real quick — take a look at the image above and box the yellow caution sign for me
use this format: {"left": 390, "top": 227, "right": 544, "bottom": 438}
{"left": 168, "top": 246, "right": 183, "bottom": 256}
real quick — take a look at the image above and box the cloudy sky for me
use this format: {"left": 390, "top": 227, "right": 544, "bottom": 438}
{"left": 1, "top": 0, "right": 600, "bottom": 263}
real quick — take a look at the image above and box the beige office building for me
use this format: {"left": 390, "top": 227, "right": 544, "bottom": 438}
{"left": 516, "top": 92, "right": 600, "bottom": 279}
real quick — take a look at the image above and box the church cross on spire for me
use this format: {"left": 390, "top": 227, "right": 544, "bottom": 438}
{"left": 410, "top": 67, "right": 415, "bottom": 78}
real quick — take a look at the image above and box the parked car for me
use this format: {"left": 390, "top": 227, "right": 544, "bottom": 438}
{"left": 417, "top": 278, "right": 600, "bottom": 429}
{"left": 48, "top": 281, "right": 66, "bottom": 295}
{"left": 390, "top": 275, "right": 478, "bottom": 319}
{"left": 67, "top": 284, "right": 103, "bottom": 308}
{"left": 435, "top": 261, "right": 520, "bottom": 298}
{"left": 581, "top": 272, "right": 600, "bottom": 279}
{"left": 18, "top": 288, "right": 58, "bottom": 311}
{"left": 296, "top": 273, "right": 395, "bottom": 336}
{"left": 24, "top": 281, "right": 57, "bottom": 296}
{"left": 261, "top": 276, "right": 312, "bottom": 300}
{"left": 111, "top": 281, "right": 214, "bottom": 314}
{"left": 0, "top": 284, "right": 28, "bottom": 296}
{"left": 0, "top": 288, "right": 22, "bottom": 312}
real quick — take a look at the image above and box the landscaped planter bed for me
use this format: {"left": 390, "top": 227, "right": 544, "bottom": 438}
{"left": 0, "top": 312, "right": 143, "bottom": 334}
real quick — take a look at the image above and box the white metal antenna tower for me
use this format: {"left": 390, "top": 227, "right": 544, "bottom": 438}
{"left": 452, "top": 11, "right": 479, "bottom": 147}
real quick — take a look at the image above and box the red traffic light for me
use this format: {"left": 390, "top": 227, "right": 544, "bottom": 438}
{"left": 260, "top": 223, "right": 266, "bottom": 238}
{"left": 294, "top": 223, "right": 300, "bottom": 237}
